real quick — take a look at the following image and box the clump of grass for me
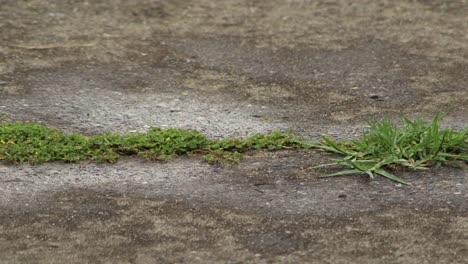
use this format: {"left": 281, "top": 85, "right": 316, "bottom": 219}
{"left": 317, "top": 114, "right": 467, "bottom": 184}
{"left": 0, "top": 123, "right": 306, "bottom": 164}
{"left": 1, "top": 114, "right": 466, "bottom": 185}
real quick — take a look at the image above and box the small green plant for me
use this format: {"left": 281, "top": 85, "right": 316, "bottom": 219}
{"left": 202, "top": 150, "right": 244, "bottom": 164}
{"left": 317, "top": 114, "right": 467, "bottom": 184}
{"left": 1, "top": 114, "right": 466, "bottom": 185}
{"left": 201, "top": 131, "right": 306, "bottom": 164}
{"left": 0, "top": 123, "right": 306, "bottom": 164}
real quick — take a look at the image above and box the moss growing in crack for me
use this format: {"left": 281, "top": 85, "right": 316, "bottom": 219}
{"left": 0, "top": 123, "right": 306, "bottom": 164}
{"left": 1, "top": 113, "right": 466, "bottom": 185}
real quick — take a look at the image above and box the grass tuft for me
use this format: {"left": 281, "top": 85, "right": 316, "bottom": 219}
{"left": 1, "top": 113, "right": 466, "bottom": 185}
{"left": 317, "top": 114, "right": 467, "bottom": 184}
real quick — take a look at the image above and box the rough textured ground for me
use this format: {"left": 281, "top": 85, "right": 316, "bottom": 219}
{"left": 0, "top": 0, "right": 467, "bottom": 263}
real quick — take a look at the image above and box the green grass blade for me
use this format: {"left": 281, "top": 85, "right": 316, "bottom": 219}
{"left": 321, "top": 169, "right": 362, "bottom": 177}
{"left": 374, "top": 168, "right": 410, "bottom": 185}
{"left": 312, "top": 163, "right": 338, "bottom": 169}
{"left": 440, "top": 153, "right": 468, "bottom": 160}
{"left": 320, "top": 136, "right": 357, "bottom": 156}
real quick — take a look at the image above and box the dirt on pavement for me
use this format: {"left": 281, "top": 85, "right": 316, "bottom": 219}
{"left": 0, "top": 0, "right": 467, "bottom": 263}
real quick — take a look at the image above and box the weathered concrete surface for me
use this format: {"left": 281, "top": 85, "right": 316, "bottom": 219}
{"left": 0, "top": 0, "right": 467, "bottom": 263}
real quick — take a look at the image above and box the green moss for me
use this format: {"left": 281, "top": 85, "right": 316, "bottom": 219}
{"left": 0, "top": 123, "right": 306, "bottom": 164}
{"left": 1, "top": 113, "right": 466, "bottom": 185}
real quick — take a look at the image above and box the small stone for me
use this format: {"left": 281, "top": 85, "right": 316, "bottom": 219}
{"left": 369, "top": 94, "right": 380, "bottom": 99}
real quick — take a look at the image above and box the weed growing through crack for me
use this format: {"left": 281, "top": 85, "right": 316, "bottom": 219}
{"left": 0, "top": 114, "right": 466, "bottom": 184}
{"left": 316, "top": 114, "right": 467, "bottom": 184}
{"left": 202, "top": 131, "right": 305, "bottom": 163}
{"left": 0, "top": 123, "right": 305, "bottom": 164}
